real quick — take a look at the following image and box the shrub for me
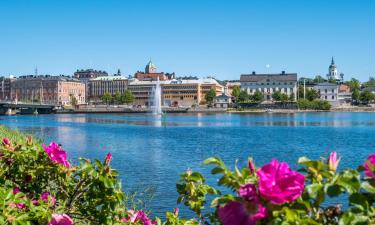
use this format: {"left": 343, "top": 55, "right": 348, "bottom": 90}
{"left": 297, "top": 99, "right": 331, "bottom": 110}
{"left": 0, "top": 126, "right": 196, "bottom": 225}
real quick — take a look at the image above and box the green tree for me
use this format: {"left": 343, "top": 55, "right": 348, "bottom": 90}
{"left": 101, "top": 92, "right": 113, "bottom": 105}
{"left": 237, "top": 90, "right": 249, "bottom": 102}
{"left": 272, "top": 91, "right": 282, "bottom": 101}
{"left": 280, "top": 93, "right": 289, "bottom": 102}
{"left": 306, "top": 89, "right": 320, "bottom": 101}
{"left": 289, "top": 92, "right": 295, "bottom": 101}
{"left": 121, "top": 90, "right": 135, "bottom": 104}
{"left": 231, "top": 86, "right": 241, "bottom": 101}
{"left": 252, "top": 91, "right": 264, "bottom": 103}
{"left": 69, "top": 94, "right": 78, "bottom": 107}
{"left": 313, "top": 75, "right": 325, "bottom": 83}
{"left": 364, "top": 76, "right": 375, "bottom": 87}
{"left": 352, "top": 89, "right": 360, "bottom": 104}
{"left": 114, "top": 91, "right": 122, "bottom": 104}
{"left": 345, "top": 78, "right": 360, "bottom": 91}
{"left": 360, "top": 89, "right": 375, "bottom": 104}
{"left": 205, "top": 89, "right": 216, "bottom": 106}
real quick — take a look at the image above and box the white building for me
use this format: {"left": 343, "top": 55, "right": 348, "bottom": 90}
{"left": 314, "top": 83, "right": 352, "bottom": 107}
{"left": 240, "top": 71, "right": 297, "bottom": 101}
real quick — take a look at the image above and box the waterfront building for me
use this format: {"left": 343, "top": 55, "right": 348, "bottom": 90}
{"left": 89, "top": 75, "right": 129, "bottom": 102}
{"left": 240, "top": 71, "right": 298, "bottom": 101}
{"left": 223, "top": 80, "right": 241, "bottom": 96}
{"left": 11, "top": 75, "right": 85, "bottom": 106}
{"left": 128, "top": 77, "right": 223, "bottom": 107}
{"left": 162, "top": 78, "right": 223, "bottom": 107}
{"left": 313, "top": 83, "right": 352, "bottom": 107}
{"left": 327, "top": 57, "right": 344, "bottom": 83}
{"left": 74, "top": 69, "right": 108, "bottom": 99}
{"left": 134, "top": 60, "right": 175, "bottom": 81}
{"left": 0, "top": 76, "right": 15, "bottom": 101}
{"left": 214, "top": 92, "right": 232, "bottom": 108}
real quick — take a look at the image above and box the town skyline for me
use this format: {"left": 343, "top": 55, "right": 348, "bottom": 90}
{"left": 1, "top": 0, "right": 374, "bottom": 81}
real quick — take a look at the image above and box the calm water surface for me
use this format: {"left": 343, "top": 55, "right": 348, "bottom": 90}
{"left": 1, "top": 112, "right": 375, "bottom": 217}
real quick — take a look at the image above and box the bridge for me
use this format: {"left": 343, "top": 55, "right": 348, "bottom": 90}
{"left": 0, "top": 102, "right": 56, "bottom": 115}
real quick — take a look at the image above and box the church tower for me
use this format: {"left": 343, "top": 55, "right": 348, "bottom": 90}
{"left": 145, "top": 60, "right": 157, "bottom": 73}
{"left": 327, "top": 57, "right": 338, "bottom": 80}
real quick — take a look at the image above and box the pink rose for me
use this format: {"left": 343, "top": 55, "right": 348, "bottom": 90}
{"left": 257, "top": 159, "right": 305, "bottom": 205}
{"left": 104, "top": 152, "right": 112, "bottom": 166}
{"left": 48, "top": 214, "right": 73, "bottom": 225}
{"left": 41, "top": 192, "right": 56, "bottom": 206}
{"left": 248, "top": 159, "right": 255, "bottom": 174}
{"left": 2, "top": 138, "right": 11, "bottom": 146}
{"left": 43, "top": 142, "right": 71, "bottom": 168}
{"left": 122, "top": 210, "right": 154, "bottom": 225}
{"left": 10, "top": 203, "right": 26, "bottom": 209}
{"left": 328, "top": 152, "right": 341, "bottom": 172}
{"left": 364, "top": 154, "right": 375, "bottom": 179}
{"left": 13, "top": 187, "right": 21, "bottom": 194}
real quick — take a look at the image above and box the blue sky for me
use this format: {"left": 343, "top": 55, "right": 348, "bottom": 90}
{"left": 0, "top": 0, "right": 374, "bottom": 81}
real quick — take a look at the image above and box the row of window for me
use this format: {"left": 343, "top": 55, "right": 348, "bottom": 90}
{"left": 244, "top": 82, "right": 295, "bottom": 86}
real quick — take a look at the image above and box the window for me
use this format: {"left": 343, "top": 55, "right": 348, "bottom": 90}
{"left": 325, "top": 89, "right": 327, "bottom": 93}
{"left": 325, "top": 96, "right": 327, "bottom": 100}
{"left": 332, "top": 96, "right": 335, "bottom": 100}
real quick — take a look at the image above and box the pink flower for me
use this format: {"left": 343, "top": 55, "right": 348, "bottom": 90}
{"left": 218, "top": 183, "right": 267, "bottom": 225}
{"left": 43, "top": 142, "right": 71, "bottom": 168}
{"left": 174, "top": 208, "right": 179, "bottom": 216}
{"left": 364, "top": 154, "right": 375, "bottom": 179}
{"left": 104, "top": 152, "right": 112, "bottom": 166}
{"left": 238, "top": 183, "right": 257, "bottom": 201}
{"left": 13, "top": 187, "right": 21, "bottom": 194}
{"left": 328, "top": 152, "right": 341, "bottom": 172}
{"left": 41, "top": 192, "right": 56, "bottom": 206}
{"left": 48, "top": 214, "right": 73, "bottom": 225}
{"left": 9, "top": 203, "right": 26, "bottom": 209}
{"left": 2, "top": 138, "right": 11, "bottom": 146}
{"left": 122, "top": 210, "right": 155, "bottom": 225}
{"left": 257, "top": 159, "right": 305, "bottom": 205}
{"left": 248, "top": 159, "right": 255, "bottom": 174}
{"left": 219, "top": 201, "right": 267, "bottom": 225}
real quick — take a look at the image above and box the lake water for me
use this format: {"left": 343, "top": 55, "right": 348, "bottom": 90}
{"left": 1, "top": 112, "right": 375, "bottom": 217}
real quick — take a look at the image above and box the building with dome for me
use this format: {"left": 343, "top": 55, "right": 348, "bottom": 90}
{"left": 134, "top": 60, "right": 175, "bottom": 81}
{"left": 327, "top": 57, "right": 344, "bottom": 83}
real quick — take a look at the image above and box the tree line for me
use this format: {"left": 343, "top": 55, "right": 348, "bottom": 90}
{"left": 101, "top": 90, "right": 135, "bottom": 105}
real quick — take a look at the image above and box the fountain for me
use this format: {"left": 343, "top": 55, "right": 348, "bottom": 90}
{"left": 152, "top": 77, "right": 162, "bottom": 115}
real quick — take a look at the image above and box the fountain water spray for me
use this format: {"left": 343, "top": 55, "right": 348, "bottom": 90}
{"left": 152, "top": 77, "right": 162, "bottom": 115}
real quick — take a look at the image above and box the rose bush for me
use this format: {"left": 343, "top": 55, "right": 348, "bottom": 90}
{"left": 2, "top": 125, "right": 375, "bottom": 224}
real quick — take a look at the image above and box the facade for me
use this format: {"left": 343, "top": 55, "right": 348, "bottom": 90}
{"left": 312, "top": 83, "right": 352, "bottom": 107}
{"left": 10, "top": 75, "right": 85, "bottom": 106}
{"left": 240, "top": 71, "right": 298, "bottom": 101}
{"left": 89, "top": 76, "right": 129, "bottom": 102}
{"left": 0, "top": 76, "right": 14, "bottom": 101}
{"left": 214, "top": 93, "right": 232, "bottom": 108}
{"left": 74, "top": 69, "right": 108, "bottom": 99}
{"left": 128, "top": 78, "right": 223, "bottom": 107}
{"left": 134, "top": 61, "right": 175, "bottom": 81}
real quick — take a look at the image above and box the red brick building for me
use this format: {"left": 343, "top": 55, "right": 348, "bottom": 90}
{"left": 134, "top": 61, "right": 175, "bottom": 81}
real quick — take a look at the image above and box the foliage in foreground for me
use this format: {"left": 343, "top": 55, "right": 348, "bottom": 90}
{"left": 177, "top": 151, "right": 375, "bottom": 225}
{"left": 297, "top": 99, "right": 331, "bottom": 110}
{"left": 0, "top": 126, "right": 195, "bottom": 225}
{"left": 2, "top": 125, "right": 375, "bottom": 225}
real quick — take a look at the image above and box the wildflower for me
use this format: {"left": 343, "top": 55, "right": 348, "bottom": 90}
{"left": 174, "top": 208, "right": 179, "bottom": 216}
{"left": 364, "top": 154, "right": 375, "bottom": 179}
{"left": 41, "top": 192, "right": 56, "bottom": 206}
{"left": 2, "top": 138, "right": 11, "bottom": 146}
{"left": 218, "top": 184, "right": 267, "bottom": 225}
{"left": 48, "top": 214, "right": 73, "bottom": 225}
{"left": 43, "top": 142, "right": 71, "bottom": 168}
{"left": 248, "top": 159, "right": 255, "bottom": 174}
{"left": 104, "top": 152, "right": 112, "bottom": 166}
{"left": 328, "top": 151, "right": 341, "bottom": 172}
{"left": 257, "top": 159, "right": 305, "bottom": 205}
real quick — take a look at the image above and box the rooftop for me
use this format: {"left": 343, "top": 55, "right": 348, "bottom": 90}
{"left": 240, "top": 71, "right": 297, "bottom": 82}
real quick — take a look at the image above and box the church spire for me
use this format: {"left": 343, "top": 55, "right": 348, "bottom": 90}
{"left": 331, "top": 57, "right": 335, "bottom": 65}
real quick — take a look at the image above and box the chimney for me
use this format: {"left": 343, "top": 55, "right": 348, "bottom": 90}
{"left": 281, "top": 71, "right": 285, "bottom": 75}
{"left": 252, "top": 71, "right": 256, "bottom": 75}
